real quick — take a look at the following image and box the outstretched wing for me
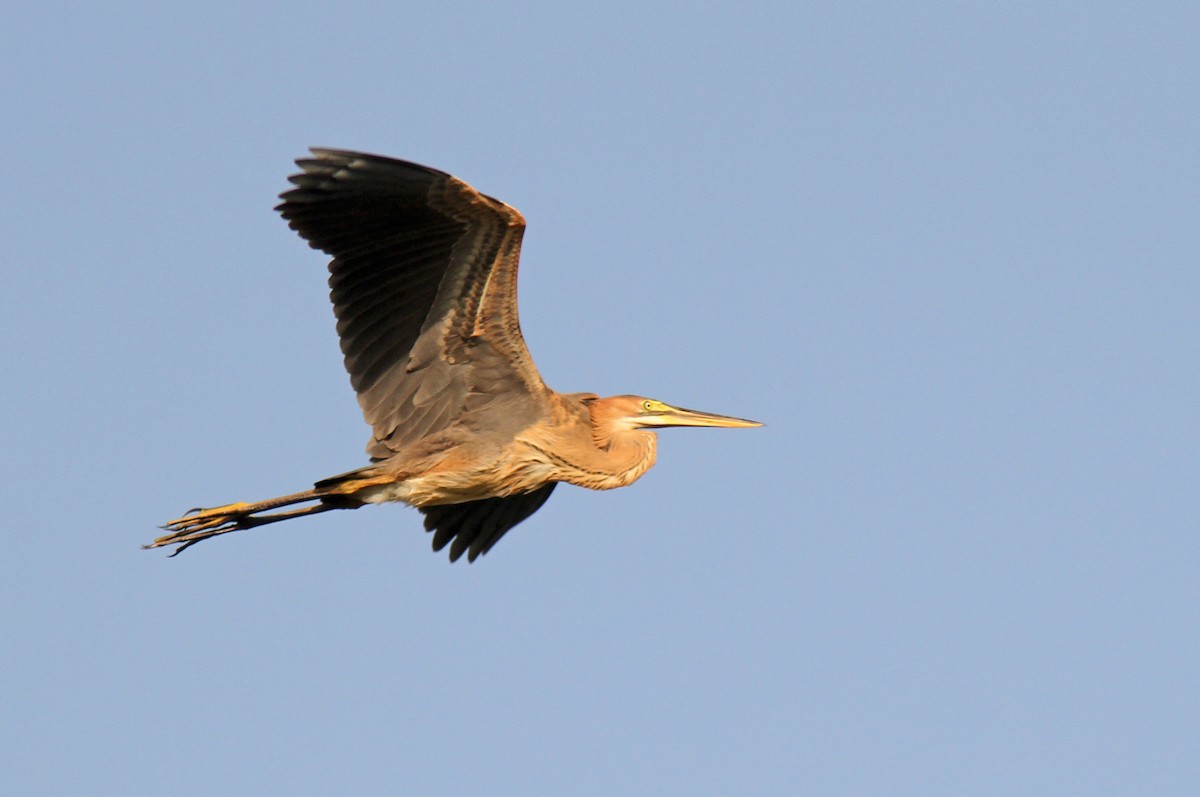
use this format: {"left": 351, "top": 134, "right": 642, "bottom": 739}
{"left": 277, "top": 149, "right": 549, "bottom": 458}
{"left": 420, "top": 483, "right": 557, "bottom": 562}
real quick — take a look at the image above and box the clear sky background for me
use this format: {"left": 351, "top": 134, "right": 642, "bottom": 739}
{"left": 3, "top": 3, "right": 1197, "bottom": 795}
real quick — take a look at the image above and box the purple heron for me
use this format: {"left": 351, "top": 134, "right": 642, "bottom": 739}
{"left": 150, "top": 149, "right": 761, "bottom": 562}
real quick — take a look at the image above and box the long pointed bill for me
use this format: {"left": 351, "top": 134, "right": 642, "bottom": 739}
{"left": 638, "top": 403, "right": 763, "bottom": 429}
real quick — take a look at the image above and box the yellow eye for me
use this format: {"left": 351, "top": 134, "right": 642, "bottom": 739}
{"left": 642, "top": 400, "right": 654, "bottom": 412}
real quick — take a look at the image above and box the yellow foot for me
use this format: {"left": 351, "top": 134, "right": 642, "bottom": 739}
{"left": 148, "top": 502, "right": 252, "bottom": 555}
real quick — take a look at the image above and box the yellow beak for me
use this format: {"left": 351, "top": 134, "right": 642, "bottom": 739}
{"left": 638, "top": 403, "right": 763, "bottom": 429}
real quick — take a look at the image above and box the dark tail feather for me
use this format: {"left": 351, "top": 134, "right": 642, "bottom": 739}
{"left": 421, "top": 483, "right": 556, "bottom": 563}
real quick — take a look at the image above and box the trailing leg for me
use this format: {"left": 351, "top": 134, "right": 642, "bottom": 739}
{"left": 148, "top": 489, "right": 356, "bottom": 555}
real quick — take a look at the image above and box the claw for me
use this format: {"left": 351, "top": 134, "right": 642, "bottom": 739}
{"left": 150, "top": 502, "right": 253, "bottom": 553}
{"left": 169, "top": 538, "right": 205, "bottom": 556}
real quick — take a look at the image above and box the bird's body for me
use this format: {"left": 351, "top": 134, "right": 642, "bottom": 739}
{"left": 338, "top": 392, "right": 657, "bottom": 507}
{"left": 150, "top": 150, "right": 759, "bottom": 561}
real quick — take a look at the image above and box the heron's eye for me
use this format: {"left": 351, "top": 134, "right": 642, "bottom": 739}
{"left": 642, "top": 400, "right": 654, "bottom": 412}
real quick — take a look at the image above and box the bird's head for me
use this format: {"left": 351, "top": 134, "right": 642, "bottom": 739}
{"left": 588, "top": 394, "right": 763, "bottom": 436}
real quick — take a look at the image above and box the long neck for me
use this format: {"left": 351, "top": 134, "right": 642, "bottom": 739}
{"left": 559, "top": 428, "right": 658, "bottom": 491}
{"left": 528, "top": 395, "right": 658, "bottom": 491}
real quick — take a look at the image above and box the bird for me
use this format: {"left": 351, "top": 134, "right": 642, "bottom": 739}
{"left": 149, "top": 149, "right": 761, "bottom": 562}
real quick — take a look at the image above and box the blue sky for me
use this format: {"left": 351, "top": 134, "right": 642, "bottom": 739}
{"left": 3, "top": 3, "right": 1197, "bottom": 795}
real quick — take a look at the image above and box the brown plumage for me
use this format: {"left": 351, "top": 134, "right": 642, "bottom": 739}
{"left": 149, "top": 150, "right": 761, "bottom": 562}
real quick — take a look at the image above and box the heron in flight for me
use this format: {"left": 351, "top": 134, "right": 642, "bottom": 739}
{"left": 150, "top": 150, "right": 761, "bottom": 562}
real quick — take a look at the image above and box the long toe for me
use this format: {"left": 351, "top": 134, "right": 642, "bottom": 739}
{"left": 149, "top": 504, "right": 252, "bottom": 551}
